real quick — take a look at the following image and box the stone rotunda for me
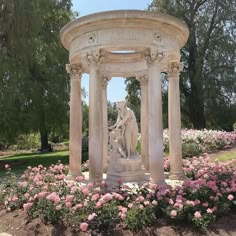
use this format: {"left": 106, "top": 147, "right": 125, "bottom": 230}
{"left": 60, "top": 10, "right": 189, "bottom": 185}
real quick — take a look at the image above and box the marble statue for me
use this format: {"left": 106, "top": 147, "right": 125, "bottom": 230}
{"left": 109, "top": 101, "right": 138, "bottom": 159}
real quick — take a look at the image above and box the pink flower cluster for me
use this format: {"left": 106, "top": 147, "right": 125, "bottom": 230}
{"left": 163, "top": 129, "right": 236, "bottom": 155}
{"left": 1, "top": 156, "right": 236, "bottom": 231}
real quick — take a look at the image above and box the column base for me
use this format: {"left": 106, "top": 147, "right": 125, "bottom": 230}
{"left": 103, "top": 161, "right": 109, "bottom": 173}
{"left": 148, "top": 177, "right": 166, "bottom": 187}
{"left": 66, "top": 171, "right": 83, "bottom": 181}
{"left": 106, "top": 155, "right": 145, "bottom": 184}
{"left": 169, "top": 172, "right": 187, "bottom": 181}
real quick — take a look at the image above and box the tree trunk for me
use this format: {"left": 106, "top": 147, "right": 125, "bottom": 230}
{"left": 187, "top": 40, "right": 206, "bottom": 129}
{"left": 39, "top": 107, "right": 51, "bottom": 152}
{"left": 188, "top": 80, "right": 206, "bottom": 129}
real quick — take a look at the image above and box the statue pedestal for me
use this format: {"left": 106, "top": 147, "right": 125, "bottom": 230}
{"left": 106, "top": 154, "right": 145, "bottom": 183}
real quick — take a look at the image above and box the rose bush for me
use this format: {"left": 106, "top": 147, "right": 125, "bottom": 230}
{"left": 0, "top": 154, "right": 236, "bottom": 232}
{"left": 163, "top": 129, "right": 236, "bottom": 157}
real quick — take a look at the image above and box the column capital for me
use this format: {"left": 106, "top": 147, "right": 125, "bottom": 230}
{"left": 167, "top": 62, "right": 184, "bottom": 78}
{"left": 86, "top": 49, "right": 106, "bottom": 67}
{"left": 66, "top": 63, "right": 84, "bottom": 79}
{"left": 144, "top": 48, "right": 164, "bottom": 65}
{"left": 136, "top": 74, "right": 148, "bottom": 86}
{"left": 101, "top": 74, "right": 111, "bottom": 88}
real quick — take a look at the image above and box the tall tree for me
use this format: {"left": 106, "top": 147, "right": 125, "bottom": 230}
{"left": 148, "top": 0, "right": 236, "bottom": 129}
{"left": 0, "top": 0, "right": 74, "bottom": 149}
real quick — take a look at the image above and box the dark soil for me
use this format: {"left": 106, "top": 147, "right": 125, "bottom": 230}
{"left": 0, "top": 207, "right": 236, "bottom": 236}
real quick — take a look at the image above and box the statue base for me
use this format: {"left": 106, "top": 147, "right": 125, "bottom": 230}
{"left": 106, "top": 154, "right": 145, "bottom": 184}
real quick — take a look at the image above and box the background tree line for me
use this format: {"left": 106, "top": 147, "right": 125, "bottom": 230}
{"left": 0, "top": 0, "right": 235, "bottom": 151}
{"left": 126, "top": 0, "right": 236, "bottom": 131}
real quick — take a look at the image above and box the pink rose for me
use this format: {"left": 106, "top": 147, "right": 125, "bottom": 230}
{"left": 194, "top": 211, "right": 201, "bottom": 219}
{"left": 120, "top": 213, "right": 126, "bottom": 220}
{"left": 66, "top": 195, "right": 74, "bottom": 202}
{"left": 152, "top": 200, "right": 158, "bottom": 206}
{"left": 96, "top": 202, "right": 102, "bottom": 209}
{"left": 139, "top": 205, "right": 144, "bottom": 209}
{"left": 92, "top": 193, "right": 100, "bottom": 201}
{"left": 56, "top": 205, "right": 62, "bottom": 211}
{"left": 102, "top": 193, "right": 113, "bottom": 202}
{"left": 228, "top": 194, "right": 234, "bottom": 201}
{"left": 144, "top": 201, "right": 150, "bottom": 206}
{"left": 206, "top": 208, "right": 213, "bottom": 214}
{"left": 169, "top": 199, "right": 174, "bottom": 205}
{"left": 23, "top": 202, "right": 33, "bottom": 211}
{"left": 128, "top": 203, "right": 133, "bottom": 208}
{"left": 82, "top": 188, "right": 89, "bottom": 195}
{"left": 170, "top": 210, "right": 177, "bottom": 217}
{"left": 65, "top": 202, "right": 72, "bottom": 208}
{"left": 4, "top": 164, "right": 10, "bottom": 169}
{"left": 76, "top": 175, "right": 84, "bottom": 182}
{"left": 88, "top": 213, "right": 97, "bottom": 221}
{"left": 80, "top": 222, "right": 88, "bottom": 231}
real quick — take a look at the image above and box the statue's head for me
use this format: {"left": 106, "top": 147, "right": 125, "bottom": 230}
{"left": 117, "top": 100, "right": 126, "bottom": 110}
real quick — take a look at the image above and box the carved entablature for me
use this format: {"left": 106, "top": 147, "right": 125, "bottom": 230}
{"left": 69, "top": 28, "right": 164, "bottom": 57}
{"left": 66, "top": 64, "right": 84, "bottom": 79}
{"left": 153, "top": 31, "right": 162, "bottom": 43}
{"left": 167, "top": 62, "right": 184, "bottom": 78}
{"left": 144, "top": 48, "right": 164, "bottom": 65}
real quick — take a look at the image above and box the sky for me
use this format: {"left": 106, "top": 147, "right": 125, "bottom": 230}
{"left": 71, "top": 0, "right": 152, "bottom": 103}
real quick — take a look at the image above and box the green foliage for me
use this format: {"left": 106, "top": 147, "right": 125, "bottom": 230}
{"left": 0, "top": 0, "right": 74, "bottom": 148}
{"left": 95, "top": 201, "right": 120, "bottom": 229}
{"left": 9, "top": 133, "right": 40, "bottom": 151}
{"left": 182, "top": 142, "right": 203, "bottom": 157}
{"left": 125, "top": 0, "right": 236, "bottom": 130}
{"left": 107, "top": 101, "right": 118, "bottom": 127}
{"left": 124, "top": 204, "right": 156, "bottom": 231}
{"left": 125, "top": 78, "right": 141, "bottom": 126}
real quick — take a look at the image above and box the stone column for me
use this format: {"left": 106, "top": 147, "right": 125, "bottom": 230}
{"left": 66, "top": 64, "right": 83, "bottom": 180}
{"left": 136, "top": 74, "right": 149, "bottom": 170}
{"left": 146, "top": 49, "right": 165, "bottom": 185}
{"left": 168, "top": 62, "right": 185, "bottom": 180}
{"left": 102, "top": 75, "right": 111, "bottom": 172}
{"left": 87, "top": 51, "right": 104, "bottom": 180}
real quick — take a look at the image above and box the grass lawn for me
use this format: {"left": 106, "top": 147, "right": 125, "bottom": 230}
{"left": 211, "top": 150, "right": 236, "bottom": 162}
{"left": 0, "top": 147, "right": 235, "bottom": 177}
{"left": 0, "top": 150, "right": 69, "bottom": 176}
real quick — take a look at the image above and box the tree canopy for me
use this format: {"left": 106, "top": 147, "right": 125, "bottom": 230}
{"left": 0, "top": 0, "right": 74, "bottom": 149}
{"left": 126, "top": 0, "right": 236, "bottom": 130}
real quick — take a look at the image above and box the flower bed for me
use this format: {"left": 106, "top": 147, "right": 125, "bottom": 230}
{"left": 163, "top": 129, "right": 236, "bottom": 157}
{"left": 0, "top": 156, "right": 236, "bottom": 233}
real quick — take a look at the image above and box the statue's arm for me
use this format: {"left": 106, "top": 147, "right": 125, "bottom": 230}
{"left": 116, "top": 111, "right": 130, "bottom": 128}
{"left": 109, "top": 114, "right": 121, "bottom": 129}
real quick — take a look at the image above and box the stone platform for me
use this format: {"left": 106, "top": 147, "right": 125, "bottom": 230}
{"left": 106, "top": 156, "right": 145, "bottom": 183}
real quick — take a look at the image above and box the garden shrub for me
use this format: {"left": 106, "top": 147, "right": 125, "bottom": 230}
{"left": 0, "top": 143, "right": 236, "bottom": 232}
{"left": 125, "top": 204, "right": 156, "bottom": 231}
{"left": 9, "top": 133, "right": 40, "bottom": 151}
